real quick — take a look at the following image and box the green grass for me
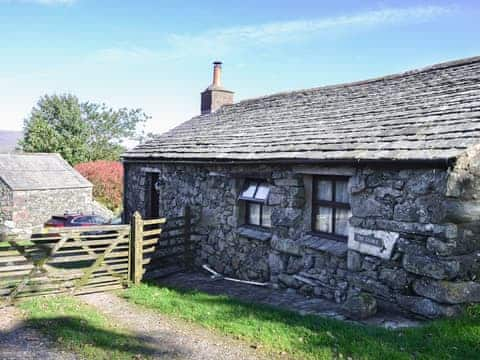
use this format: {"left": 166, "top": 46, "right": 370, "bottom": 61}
{"left": 18, "top": 295, "right": 151, "bottom": 360}
{"left": 122, "top": 283, "right": 480, "bottom": 360}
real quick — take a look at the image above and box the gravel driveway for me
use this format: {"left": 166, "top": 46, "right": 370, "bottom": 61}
{"left": 80, "top": 292, "right": 271, "bottom": 360}
{"left": 0, "top": 304, "right": 77, "bottom": 360}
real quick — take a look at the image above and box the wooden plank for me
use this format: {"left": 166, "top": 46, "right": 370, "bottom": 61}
{"left": 29, "top": 235, "right": 63, "bottom": 242}
{"left": 101, "top": 263, "right": 128, "bottom": 271}
{"left": 76, "top": 232, "right": 129, "bottom": 240}
{"left": 0, "top": 288, "right": 14, "bottom": 296}
{"left": 0, "top": 264, "right": 34, "bottom": 272}
{"left": 0, "top": 282, "right": 17, "bottom": 290}
{"left": 52, "top": 248, "right": 90, "bottom": 256}
{"left": 47, "top": 251, "right": 129, "bottom": 264}
{"left": 45, "top": 224, "right": 129, "bottom": 234}
{"left": 74, "top": 232, "right": 127, "bottom": 290}
{"left": 0, "top": 256, "right": 28, "bottom": 263}
{"left": 7, "top": 234, "right": 71, "bottom": 301}
{"left": 142, "top": 218, "right": 167, "bottom": 226}
{"left": 0, "top": 250, "right": 22, "bottom": 257}
{"left": 142, "top": 228, "right": 162, "bottom": 237}
{"left": 142, "top": 246, "right": 157, "bottom": 254}
{"left": 142, "top": 238, "right": 160, "bottom": 247}
{"left": 19, "top": 281, "right": 75, "bottom": 293}
{"left": 91, "top": 268, "right": 128, "bottom": 276}
{"left": 0, "top": 270, "right": 31, "bottom": 278}
{"left": 130, "top": 212, "right": 144, "bottom": 284}
{"left": 86, "top": 275, "right": 123, "bottom": 285}
{"left": 60, "top": 238, "right": 129, "bottom": 247}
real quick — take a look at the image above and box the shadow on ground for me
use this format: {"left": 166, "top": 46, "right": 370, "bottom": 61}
{"left": 134, "top": 272, "right": 480, "bottom": 360}
{"left": 0, "top": 315, "right": 183, "bottom": 359}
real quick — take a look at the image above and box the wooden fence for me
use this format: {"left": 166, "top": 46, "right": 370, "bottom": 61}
{"left": 0, "top": 206, "right": 193, "bottom": 302}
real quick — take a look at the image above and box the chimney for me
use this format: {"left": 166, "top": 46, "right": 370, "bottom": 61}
{"left": 201, "top": 61, "right": 234, "bottom": 115}
{"left": 212, "top": 61, "right": 222, "bottom": 87}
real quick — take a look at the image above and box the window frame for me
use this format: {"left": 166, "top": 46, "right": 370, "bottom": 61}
{"left": 239, "top": 179, "right": 272, "bottom": 229}
{"left": 311, "top": 175, "right": 351, "bottom": 241}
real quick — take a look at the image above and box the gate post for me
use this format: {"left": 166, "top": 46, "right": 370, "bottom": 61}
{"left": 130, "top": 211, "right": 144, "bottom": 284}
{"left": 183, "top": 205, "right": 193, "bottom": 269}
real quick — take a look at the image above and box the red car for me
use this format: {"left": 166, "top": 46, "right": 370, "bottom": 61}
{"left": 44, "top": 213, "right": 108, "bottom": 228}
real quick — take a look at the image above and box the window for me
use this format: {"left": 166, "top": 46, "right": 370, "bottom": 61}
{"left": 312, "top": 176, "right": 351, "bottom": 240}
{"left": 239, "top": 180, "right": 272, "bottom": 228}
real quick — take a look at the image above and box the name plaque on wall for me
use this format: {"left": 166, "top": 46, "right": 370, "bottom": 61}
{"left": 348, "top": 227, "right": 399, "bottom": 260}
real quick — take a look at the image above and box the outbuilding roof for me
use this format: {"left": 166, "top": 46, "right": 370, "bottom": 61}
{"left": 0, "top": 153, "right": 92, "bottom": 191}
{"left": 125, "top": 56, "right": 480, "bottom": 163}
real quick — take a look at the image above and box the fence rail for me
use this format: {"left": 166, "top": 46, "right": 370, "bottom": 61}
{"left": 132, "top": 206, "right": 192, "bottom": 283}
{"left": 0, "top": 206, "right": 193, "bottom": 301}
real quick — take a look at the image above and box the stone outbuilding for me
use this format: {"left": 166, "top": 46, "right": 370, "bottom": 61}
{"left": 123, "top": 57, "right": 480, "bottom": 319}
{"left": 0, "top": 153, "right": 107, "bottom": 230}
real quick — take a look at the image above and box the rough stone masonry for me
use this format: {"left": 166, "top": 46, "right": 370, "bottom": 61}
{"left": 124, "top": 145, "right": 480, "bottom": 319}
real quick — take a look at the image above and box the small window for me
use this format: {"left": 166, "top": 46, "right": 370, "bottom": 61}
{"left": 239, "top": 180, "right": 272, "bottom": 228}
{"left": 312, "top": 176, "right": 351, "bottom": 240}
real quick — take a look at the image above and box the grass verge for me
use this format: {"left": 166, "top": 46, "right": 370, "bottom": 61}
{"left": 19, "top": 295, "right": 150, "bottom": 360}
{"left": 123, "top": 283, "right": 480, "bottom": 360}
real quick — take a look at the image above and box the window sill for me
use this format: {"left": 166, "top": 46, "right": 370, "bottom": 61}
{"left": 301, "top": 234, "right": 348, "bottom": 258}
{"left": 237, "top": 226, "right": 272, "bottom": 242}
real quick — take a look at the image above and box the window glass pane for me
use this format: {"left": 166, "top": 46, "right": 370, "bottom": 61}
{"left": 335, "top": 208, "right": 351, "bottom": 237}
{"left": 314, "top": 207, "right": 332, "bottom": 233}
{"left": 316, "top": 180, "right": 333, "bottom": 201}
{"left": 335, "top": 180, "right": 349, "bottom": 203}
{"left": 255, "top": 183, "right": 270, "bottom": 202}
{"left": 247, "top": 202, "right": 261, "bottom": 226}
{"left": 261, "top": 205, "right": 272, "bottom": 228}
{"left": 241, "top": 182, "right": 258, "bottom": 199}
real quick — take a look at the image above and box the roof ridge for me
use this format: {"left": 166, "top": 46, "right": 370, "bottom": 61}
{"left": 221, "top": 55, "right": 480, "bottom": 109}
{"left": 124, "top": 54, "right": 480, "bottom": 163}
{"left": 0, "top": 152, "right": 61, "bottom": 157}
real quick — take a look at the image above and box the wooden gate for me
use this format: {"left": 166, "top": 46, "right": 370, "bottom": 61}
{"left": 0, "top": 224, "right": 130, "bottom": 301}
{"left": 0, "top": 206, "right": 193, "bottom": 301}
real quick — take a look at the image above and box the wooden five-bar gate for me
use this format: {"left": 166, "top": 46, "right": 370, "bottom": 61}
{"left": 0, "top": 206, "right": 193, "bottom": 302}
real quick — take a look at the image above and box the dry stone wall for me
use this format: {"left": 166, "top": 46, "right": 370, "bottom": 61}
{"left": 0, "top": 179, "right": 13, "bottom": 224}
{"left": 124, "top": 158, "right": 480, "bottom": 319}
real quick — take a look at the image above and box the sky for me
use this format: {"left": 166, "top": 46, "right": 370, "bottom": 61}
{"left": 0, "top": 0, "right": 479, "bottom": 136}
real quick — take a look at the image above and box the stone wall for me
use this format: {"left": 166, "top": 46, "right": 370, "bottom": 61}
{"left": 124, "top": 159, "right": 480, "bottom": 318}
{"left": 0, "top": 178, "right": 13, "bottom": 224}
{"left": 10, "top": 187, "right": 95, "bottom": 230}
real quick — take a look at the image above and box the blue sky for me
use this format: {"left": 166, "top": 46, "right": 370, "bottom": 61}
{"left": 0, "top": 0, "right": 479, "bottom": 135}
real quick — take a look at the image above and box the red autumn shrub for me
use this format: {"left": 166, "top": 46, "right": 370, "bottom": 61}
{"left": 75, "top": 161, "right": 123, "bottom": 211}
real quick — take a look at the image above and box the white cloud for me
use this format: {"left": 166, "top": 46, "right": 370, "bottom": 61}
{"left": 166, "top": 5, "right": 455, "bottom": 55}
{"left": 91, "top": 5, "right": 455, "bottom": 63}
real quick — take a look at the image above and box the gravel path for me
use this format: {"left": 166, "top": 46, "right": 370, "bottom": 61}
{"left": 80, "top": 292, "right": 271, "bottom": 360}
{"left": 0, "top": 304, "right": 77, "bottom": 360}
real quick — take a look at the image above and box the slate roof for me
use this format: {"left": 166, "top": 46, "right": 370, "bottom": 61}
{"left": 0, "top": 153, "right": 92, "bottom": 191}
{"left": 0, "top": 131, "right": 22, "bottom": 153}
{"left": 125, "top": 56, "right": 480, "bottom": 163}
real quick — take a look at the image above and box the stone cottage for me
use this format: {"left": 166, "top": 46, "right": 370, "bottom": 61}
{"left": 0, "top": 153, "right": 107, "bottom": 230}
{"left": 123, "top": 57, "right": 480, "bottom": 318}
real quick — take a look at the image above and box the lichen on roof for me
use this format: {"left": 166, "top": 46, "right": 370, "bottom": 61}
{"left": 0, "top": 153, "right": 92, "bottom": 190}
{"left": 125, "top": 56, "right": 480, "bottom": 163}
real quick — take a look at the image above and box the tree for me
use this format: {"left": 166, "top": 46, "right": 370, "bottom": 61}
{"left": 75, "top": 161, "right": 123, "bottom": 212}
{"left": 21, "top": 94, "right": 149, "bottom": 165}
